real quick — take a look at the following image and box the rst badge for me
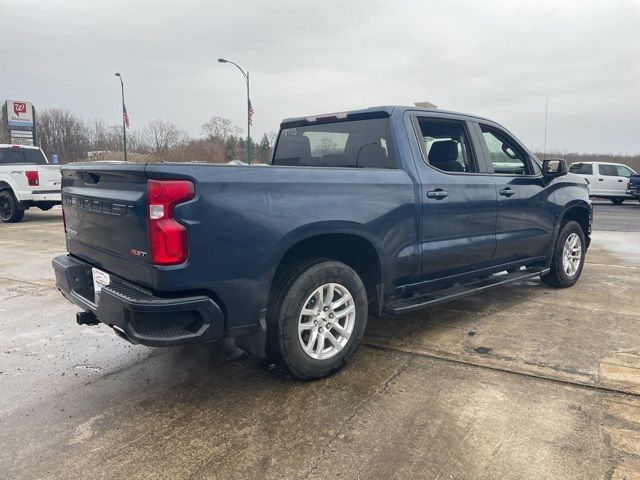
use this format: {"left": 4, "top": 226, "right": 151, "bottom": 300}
{"left": 130, "top": 249, "right": 148, "bottom": 258}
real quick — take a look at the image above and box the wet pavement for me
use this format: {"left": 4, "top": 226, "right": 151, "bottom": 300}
{"left": 1, "top": 205, "right": 640, "bottom": 479}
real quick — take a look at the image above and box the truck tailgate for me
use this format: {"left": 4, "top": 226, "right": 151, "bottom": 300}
{"left": 36, "top": 165, "right": 62, "bottom": 191}
{"left": 61, "top": 163, "right": 153, "bottom": 287}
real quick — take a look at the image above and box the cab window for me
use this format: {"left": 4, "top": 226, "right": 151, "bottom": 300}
{"left": 479, "top": 126, "right": 531, "bottom": 175}
{"left": 415, "top": 118, "right": 478, "bottom": 173}
{"left": 569, "top": 163, "right": 593, "bottom": 175}
{"left": 616, "top": 165, "right": 634, "bottom": 177}
{"left": 272, "top": 118, "right": 396, "bottom": 169}
{"left": 598, "top": 164, "right": 619, "bottom": 176}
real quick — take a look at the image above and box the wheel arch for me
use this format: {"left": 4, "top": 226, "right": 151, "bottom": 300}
{"left": 560, "top": 202, "right": 591, "bottom": 248}
{"left": 269, "top": 226, "right": 384, "bottom": 315}
{"left": 0, "top": 180, "right": 14, "bottom": 192}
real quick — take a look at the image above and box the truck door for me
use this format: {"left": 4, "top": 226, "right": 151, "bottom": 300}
{"left": 474, "top": 123, "right": 555, "bottom": 264}
{"left": 597, "top": 164, "right": 634, "bottom": 198}
{"left": 568, "top": 162, "right": 595, "bottom": 195}
{"left": 596, "top": 164, "right": 620, "bottom": 196}
{"left": 409, "top": 115, "right": 498, "bottom": 280}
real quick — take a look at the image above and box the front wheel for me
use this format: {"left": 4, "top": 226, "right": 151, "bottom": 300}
{"left": 611, "top": 198, "right": 625, "bottom": 205}
{"left": 541, "top": 221, "right": 586, "bottom": 288}
{"left": 0, "top": 190, "right": 25, "bottom": 223}
{"left": 267, "top": 260, "right": 368, "bottom": 379}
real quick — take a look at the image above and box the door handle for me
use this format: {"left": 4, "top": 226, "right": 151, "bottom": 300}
{"left": 498, "top": 187, "right": 515, "bottom": 197}
{"left": 598, "top": 178, "right": 604, "bottom": 181}
{"left": 618, "top": 179, "right": 624, "bottom": 182}
{"left": 426, "top": 189, "right": 448, "bottom": 200}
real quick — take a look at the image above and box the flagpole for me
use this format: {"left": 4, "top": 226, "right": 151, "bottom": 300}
{"left": 115, "top": 72, "right": 128, "bottom": 162}
{"left": 246, "top": 71, "right": 251, "bottom": 165}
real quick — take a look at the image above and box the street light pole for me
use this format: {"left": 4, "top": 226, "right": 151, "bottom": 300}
{"left": 218, "top": 58, "right": 252, "bottom": 164}
{"left": 115, "top": 72, "right": 128, "bottom": 162}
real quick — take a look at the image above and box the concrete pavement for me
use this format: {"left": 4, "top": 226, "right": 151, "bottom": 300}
{"left": 1, "top": 205, "right": 640, "bottom": 479}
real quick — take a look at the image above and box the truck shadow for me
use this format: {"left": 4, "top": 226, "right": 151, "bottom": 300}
{"left": 19, "top": 210, "right": 63, "bottom": 224}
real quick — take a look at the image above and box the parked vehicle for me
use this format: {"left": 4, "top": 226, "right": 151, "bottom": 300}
{"left": 53, "top": 106, "right": 591, "bottom": 379}
{"left": 568, "top": 161, "right": 636, "bottom": 204}
{"left": 628, "top": 173, "right": 640, "bottom": 201}
{"left": 0, "top": 144, "right": 61, "bottom": 222}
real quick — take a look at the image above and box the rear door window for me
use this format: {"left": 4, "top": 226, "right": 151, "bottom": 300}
{"left": 272, "top": 118, "right": 396, "bottom": 169}
{"left": 569, "top": 163, "right": 593, "bottom": 175}
{"left": 415, "top": 118, "right": 478, "bottom": 173}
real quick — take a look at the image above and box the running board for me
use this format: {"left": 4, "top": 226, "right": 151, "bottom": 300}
{"left": 384, "top": 267, "right": 550, "bottom": 315}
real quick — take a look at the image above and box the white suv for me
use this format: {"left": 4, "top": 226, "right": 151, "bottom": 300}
{"left": 0, "top": 144, "right": 62, "bottom": 222}
{"left": 568, "top": 161, "right": 636, "bottom": 205}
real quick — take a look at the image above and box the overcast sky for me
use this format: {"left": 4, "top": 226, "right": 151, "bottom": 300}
{"left": 2, "top": 0, "right": 639, "bottom": 154}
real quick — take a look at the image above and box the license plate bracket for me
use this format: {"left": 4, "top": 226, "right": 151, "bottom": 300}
{"left": 91, "top": 268, "right": 111, "bottom": 300}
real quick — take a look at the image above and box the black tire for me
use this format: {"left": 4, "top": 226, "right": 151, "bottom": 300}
{"left": 38, "top": 202, "right": 55, "bottom": 211}
{"left": 611, "top": 198, "right": 624, "bottom": 205}
{"left": 266, "top": 260, "right": 368, "bottom": 380}
{"left": 0, "top": 190, "right": 25, "bottom": 223}
{"left": 541, "top": 220, "right": 586, "bottom": 288}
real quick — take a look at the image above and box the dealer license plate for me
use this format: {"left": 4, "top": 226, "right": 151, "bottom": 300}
{"left": 92, "top": 268, "right": 111, "bottom": 298}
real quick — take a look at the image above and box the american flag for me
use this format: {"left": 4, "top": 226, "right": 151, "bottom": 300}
{"left": 123, "top": 104, "right": 130, "bottom": 128}
{"left": 248, "top": 99, "right": 254, "bottom": 126}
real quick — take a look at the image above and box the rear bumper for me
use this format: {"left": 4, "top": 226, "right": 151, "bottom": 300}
{"left": 15, "top": 190, "right": 61, "bottom": 202}
{"left": 52, "top": 254, "right": 225, "bottom": 346}
{"left": 32, "top": 191, "right": 61, "bottom": 202}
{"left": 627, "top": 189, "right": 640, "bottom": 198}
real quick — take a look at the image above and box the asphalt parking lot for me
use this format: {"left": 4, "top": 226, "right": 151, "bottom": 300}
{"left": 2, "top": 202, "right": 640, "bottom": 480}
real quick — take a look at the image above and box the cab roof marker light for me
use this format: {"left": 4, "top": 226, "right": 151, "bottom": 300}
{"left": 305, "top": 112, "right": 349, "bottom": 123}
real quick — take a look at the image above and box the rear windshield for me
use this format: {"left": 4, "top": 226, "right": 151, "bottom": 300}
{"left": 272, "top": 118, "right": 396, "bottom": 169}
{"left": 0, "top": 148, "right": 48, "bottom": 165}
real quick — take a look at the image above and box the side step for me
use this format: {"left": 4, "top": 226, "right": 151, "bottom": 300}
{"left": 384, "top": 267, "right": 550, "bottom": 315}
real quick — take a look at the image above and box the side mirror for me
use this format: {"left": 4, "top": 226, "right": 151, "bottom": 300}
{"left": 542, "top": 158, "right": 567, "bottom": 179}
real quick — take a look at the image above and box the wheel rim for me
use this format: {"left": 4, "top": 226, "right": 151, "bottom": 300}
{"left": 562, "top": 233, "right": 582, "bottom": 277}
{"left": 0, "top": 195, "right": 11, "bottom": 221}
{"left": 298, "top": 282, "right": 356, "bottom": 360}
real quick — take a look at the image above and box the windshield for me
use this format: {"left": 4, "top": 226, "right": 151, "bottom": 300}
{"left": 272, "top": 118, "right": 396, "bottom": 169}
{"left": 0, "top": 148, "right": 48, "bottom": 165}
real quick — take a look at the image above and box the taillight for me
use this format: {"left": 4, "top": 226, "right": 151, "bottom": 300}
{"left": 25, "top": 170, "right": 39, "bottom": 186}
{"left": 147, "top": 180, "right": 195, "bottom": 265}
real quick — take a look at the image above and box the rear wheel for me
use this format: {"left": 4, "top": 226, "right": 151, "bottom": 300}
{"left": 541, "top": 221, "right": 585, "bottom": 288}
{"left": 266, "top": 260, "right": 368, "bottom": 379}
{"left": 611, "top": 198, "right": 625, "bottom": 205}
{"left": 0, "top": 190, "right": 25, "bottom": 223}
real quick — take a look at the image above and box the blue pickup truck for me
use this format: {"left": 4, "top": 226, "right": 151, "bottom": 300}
{"left": 628, "top": 173, "right": 640, "bottom": 200}
{"left": 53, "top": 106, "right": 591, "bottom": 379}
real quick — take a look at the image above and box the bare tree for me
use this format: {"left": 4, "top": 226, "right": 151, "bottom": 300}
{"left": 37, "top": 108, "right": 89, "bottom": 163}
{"left": 267, "top": 130, "right": 277, "bottom": 148}
{"left": 87, "top": 118, "right": 123, "bottom": 152}
{"left": 141, "top": 119, "right": 188, "bottom": 154}
{"left": 201, "top": 116, "right": 242, "bottom": 142}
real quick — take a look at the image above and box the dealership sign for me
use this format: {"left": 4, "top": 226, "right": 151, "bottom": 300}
{"left": 3, "top": 100, "right": 37, "bottom": 145}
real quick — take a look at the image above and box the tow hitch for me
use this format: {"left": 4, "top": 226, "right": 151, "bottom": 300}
{"left": 76, "top": 311, "right": 99, "bottom": 326}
